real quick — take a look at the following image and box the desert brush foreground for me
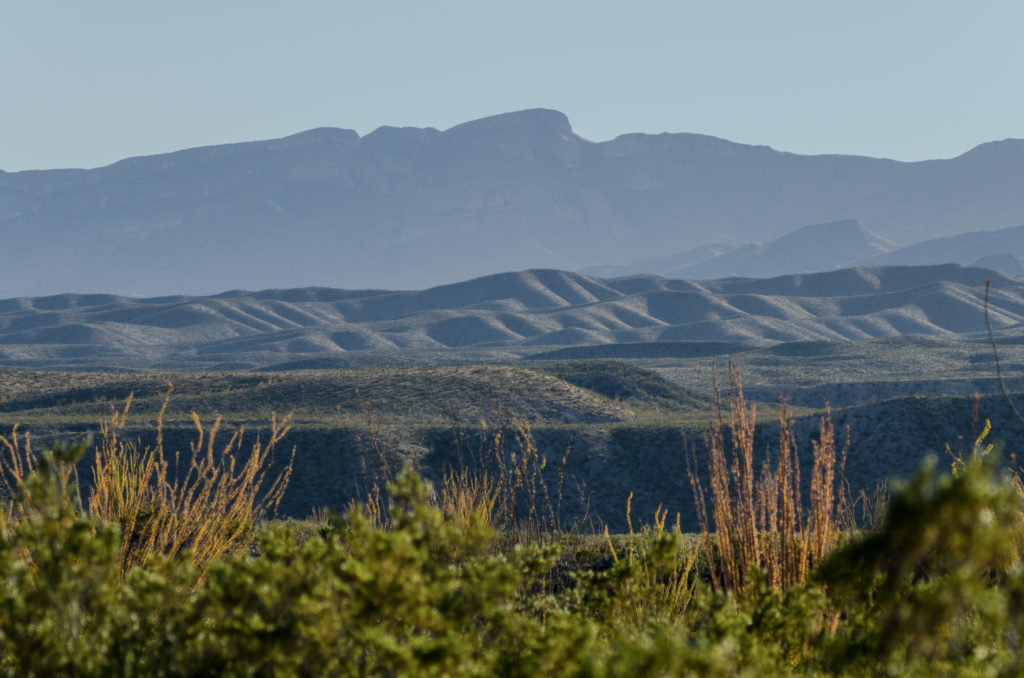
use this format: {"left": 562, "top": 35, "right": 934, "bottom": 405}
{"left": 3, "top": 366, "right": 1024, "bottom": 675}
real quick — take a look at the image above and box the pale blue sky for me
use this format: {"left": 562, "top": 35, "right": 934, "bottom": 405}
{"left": 3, "top": 0, "right": 1022, "bottom": 170}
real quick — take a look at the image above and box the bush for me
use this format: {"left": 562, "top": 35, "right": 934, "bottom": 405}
{"left": 5, "top": 400, "right": 1024, "bottom": 674}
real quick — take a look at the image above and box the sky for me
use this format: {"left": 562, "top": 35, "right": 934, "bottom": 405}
{"left": 3, "top": 0, "right": 1023, "bottom": 171}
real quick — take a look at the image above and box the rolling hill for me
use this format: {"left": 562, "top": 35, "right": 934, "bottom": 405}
{"left": 0, "top": 264, "right": 1021, "bottom": 370}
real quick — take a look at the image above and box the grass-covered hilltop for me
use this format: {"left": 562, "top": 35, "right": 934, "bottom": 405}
{"left": 4, "top": 339, "right": 1024, "bottom": 673}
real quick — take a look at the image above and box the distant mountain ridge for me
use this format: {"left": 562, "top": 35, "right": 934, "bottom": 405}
{"left": 0, "top": 264, "right": 1020, "bottom": 370}
{"left": 3, "top": 109, "right": 1024, "bottom": 297}
{"left": 584, "top": 219, "right": 1024, "bottom": 279}
{"left": 860, "top": 224, "right": 1024, "bottom": 270}
{"left": 583, "top": 219, "right": 899, "bottom": 278}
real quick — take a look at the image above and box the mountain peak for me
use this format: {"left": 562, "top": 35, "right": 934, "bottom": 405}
{"left": 781, "top": 219, "right": 897, "bottom": 251}
{"left": 362, "top": 124, "right": 441, "bottom": 146}
{"left": 280, "top": 127, "right": 360, "bottom": 147}
{"left": 956, "top": 138, "right": 1024, "bottom": 160}
{"left": 971, "top": 252, "right": 1024, "bottom": 275}
{"left": 444, "top": 108, "right": 572, "bottom": 136}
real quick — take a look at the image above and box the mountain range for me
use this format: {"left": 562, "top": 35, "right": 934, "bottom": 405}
{"left": 3, "top": 109, "right": 1024, "bottom": 297}
{"left": 583, "top": 219, "right": 1024, "bottom": 279}
{"left": 0, "top": 264, "right": 1020, "bottom": 370}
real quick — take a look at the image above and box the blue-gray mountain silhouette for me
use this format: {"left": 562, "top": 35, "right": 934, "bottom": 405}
{"left": 583, "top": 219, "right": 898, "bottom": 278}
{"left": 2, "top": 109, "right": 1024, "bottom": 296}
{"left": 586, "top": 220, "right": 1024, "bottom": 279}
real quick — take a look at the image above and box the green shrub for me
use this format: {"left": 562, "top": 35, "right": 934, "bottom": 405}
{"left": 6, "top": 414, "right": 1024, "bottom": 675}
{"left": 816, "top": 453, "right": 1024, "bottom": 675}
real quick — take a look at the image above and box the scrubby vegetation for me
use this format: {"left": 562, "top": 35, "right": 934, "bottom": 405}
{"left": 2, "top": 376, "right": 1024, "bottom": 674}
{"left": 532, "top": 360, "right": 708, "bottom": 411}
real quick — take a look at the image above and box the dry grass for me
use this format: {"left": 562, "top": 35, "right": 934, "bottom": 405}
{"left": 357, "top": 412, "right": 581, "bottom": 543}
{"left": 0, "top": 426, "right": 84, "bottom": 520}
{"left": 436, "top": 465, "right": 501, "bottom": 530}
{"left": 433, "top": 422, "right": 585, "bottom": 543}
{"left": 689, "top": 364, "right": 850, "bottom": 592}
{"left": 604, "top": 493, "right": 699, "bottom": 619}
{"left": 2, "top": 387, "right": 295, "bottom": 574}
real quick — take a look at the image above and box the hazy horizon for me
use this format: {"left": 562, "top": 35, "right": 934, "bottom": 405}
{"left": 3, "top": 1, "right": 1022, "bottom": 170}
{"left": 3, "top": 108, "right": 1022, "bottom": 175}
